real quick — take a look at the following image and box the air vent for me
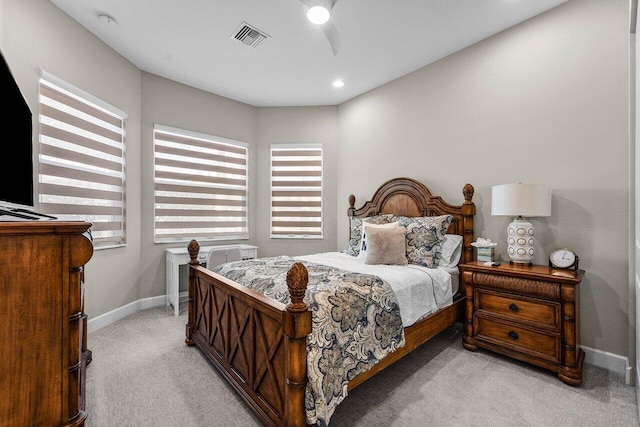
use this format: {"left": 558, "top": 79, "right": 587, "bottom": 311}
{"left": 232, "top": 22, "right": 269, "bottom": 48}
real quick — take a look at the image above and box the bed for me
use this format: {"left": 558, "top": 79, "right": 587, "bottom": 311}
{"left": 185, "top": 177, "right": 476, "bottom": 426}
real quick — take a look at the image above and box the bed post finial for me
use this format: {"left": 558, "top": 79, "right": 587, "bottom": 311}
{"left": 348, "top": 194, "right": 356, "bottom": 218}
{"left": 463, "top": 183, "right": 474, "bottom": 202}
{"left": 286, "top": 262, "right": 308, "bottom": 312}
{"left": 187, "top": 239, "right": 200, "bottom": 264}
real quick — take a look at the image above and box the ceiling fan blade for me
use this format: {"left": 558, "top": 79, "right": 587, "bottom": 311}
{"left": 321, "top": 20, "right": 341, "bottom": 55}
{"left": 297, "top": 0, "right": 341, "bottom": 54}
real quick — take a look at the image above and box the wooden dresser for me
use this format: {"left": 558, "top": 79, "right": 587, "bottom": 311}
{"left": 0, "top": 221, "right": 93, "bottom": 426}
{"left": 460, "top": 261, "right": 584, "bottom": 385}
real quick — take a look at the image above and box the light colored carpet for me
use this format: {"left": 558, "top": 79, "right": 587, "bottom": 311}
{"left": 85, "top": 306, "right": 639, "bottom": 426}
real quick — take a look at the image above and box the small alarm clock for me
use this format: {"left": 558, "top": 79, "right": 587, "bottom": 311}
{"left": 549, "top": 248, "right": 580, "bottom": 270}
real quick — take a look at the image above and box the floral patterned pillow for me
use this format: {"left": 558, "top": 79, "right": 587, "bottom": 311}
{"left": 346, "top": 214, "right": 394, "bottom": 256}
{"left": 392, "top": 214, "right": 453, "bottom": 267}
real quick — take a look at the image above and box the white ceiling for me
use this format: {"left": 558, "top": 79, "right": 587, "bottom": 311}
{"left": 50, "top": 0, "right": 567, "bottom": 107}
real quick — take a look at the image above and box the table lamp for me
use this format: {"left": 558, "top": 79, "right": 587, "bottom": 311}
{"left": 491, "top": 183, "right": 551, "bottom": 265}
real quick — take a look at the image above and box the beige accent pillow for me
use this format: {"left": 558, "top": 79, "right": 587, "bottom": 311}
{"left": 357, "top": 222, "right": 401, "bottom": 261}
{"left": 363, "top": 226, "right": 408, "bottom": 265}
{"left": 346, "top": 214, "right": 394, "bottom": 256}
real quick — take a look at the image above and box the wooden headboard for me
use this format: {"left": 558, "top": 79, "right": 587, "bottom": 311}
{"left": 347, "top": 177, "right": 476, "bottom": 264}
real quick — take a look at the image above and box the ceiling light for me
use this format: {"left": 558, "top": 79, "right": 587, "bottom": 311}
{"left": 332, "top": 80, "right": 344, "bottom": 88}
{"left": 307, "top": 6, "right": 330, "bottom": 24}
{"left": 98, "top": 13, "right": 115, "bottom": 24}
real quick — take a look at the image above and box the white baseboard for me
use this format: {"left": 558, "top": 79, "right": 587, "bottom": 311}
{"left": 582, "top": 345, "right": 633, "bottom": 385}
{"left": 87, "top": 295, "right": 167, "bottom": 333}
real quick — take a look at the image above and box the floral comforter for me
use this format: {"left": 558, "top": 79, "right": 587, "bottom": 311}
{"left": 212, "top": 255, "right": 405, "bottom": 426}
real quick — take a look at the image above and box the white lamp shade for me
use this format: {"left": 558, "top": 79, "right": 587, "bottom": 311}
{"left": 491, "top": 183, "right": 551, "bottom": 217}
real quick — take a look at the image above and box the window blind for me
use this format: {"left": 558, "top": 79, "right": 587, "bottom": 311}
{"left": 38, "top": 72, "right": 126, "bottom": 249}
{"left": 270, "top": 144, "right": 323, "bottom": 238}
{"left": 154, "top": 125, "right": 248, "bottom": 243}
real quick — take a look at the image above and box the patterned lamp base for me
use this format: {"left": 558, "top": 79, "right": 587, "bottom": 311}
{"left": 507, "top": 218, "right": 534, "bottom": 265}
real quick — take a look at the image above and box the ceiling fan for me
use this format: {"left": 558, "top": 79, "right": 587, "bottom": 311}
{"left": 298, "top": 0, "right": 341, "bottom": 55}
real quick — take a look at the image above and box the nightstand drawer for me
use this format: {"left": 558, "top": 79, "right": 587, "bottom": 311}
{"left": 476, "top": 290, "right": 560, "bottom": 330}
{"left": 476, "top": 317, "right": 560, "bottom": 363}
{"left": 472, "top": 272, "right": 560, "bottom": 300}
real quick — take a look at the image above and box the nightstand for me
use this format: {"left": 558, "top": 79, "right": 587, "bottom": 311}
{"left": 460, "top": 261, "right": 585, "bottom": 385}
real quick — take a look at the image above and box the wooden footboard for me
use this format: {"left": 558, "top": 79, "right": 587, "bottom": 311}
{"left": 185, "top": 239, "right": 311, "bottom": 427}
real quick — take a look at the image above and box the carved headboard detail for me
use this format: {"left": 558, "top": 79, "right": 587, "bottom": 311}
{"left": 347, "top": 177, "right": 476, "bottom": 264}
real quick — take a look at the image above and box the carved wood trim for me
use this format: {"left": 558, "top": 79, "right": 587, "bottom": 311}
{"left": 347, "top": 177, "right": 475, "bottom": 264}
{"left": 472, "top": 273, "right": 560, "bottom": 300}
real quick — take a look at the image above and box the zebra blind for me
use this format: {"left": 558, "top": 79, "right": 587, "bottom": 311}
{"left": 38, "top": 72, "right": 127, "bottom": 248}
{"left": 154, "top": 125, "right": 248, "bottom": 243}
{"left": 270, "top": 144, "right": 323, "bottom": 238}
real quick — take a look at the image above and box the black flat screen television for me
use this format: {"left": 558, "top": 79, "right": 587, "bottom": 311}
{"left": 1, "top": 50, "right": 34, "bottom": 210}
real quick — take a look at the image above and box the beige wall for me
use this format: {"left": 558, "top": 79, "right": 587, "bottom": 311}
{"left": 338, "top": 0, "right": 631, "bottom": 356}
{"left": 139, "top": 73, "right": 257, "bottom": 298}
{"left": 633, "top": 0, "right": 639, "bottom": 396}
{"left": 2, "top": 0, "right": 143, "bottom": 319}
{"left": 256, "top": 107, "right": 338, "bottom": 257}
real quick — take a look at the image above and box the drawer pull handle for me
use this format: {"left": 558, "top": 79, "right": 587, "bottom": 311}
{"left": 509, "top": 303, "right": 519, "bottom": 313}
{"left": 508, "top": 331, "right": 519, "bottom": 340}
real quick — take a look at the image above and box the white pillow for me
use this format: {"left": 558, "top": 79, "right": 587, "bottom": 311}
{"left": 357, "top": 222, "right": 401, "bottom": 261}
{"left": 438, "top": 234, "right": 463, "bottom": 267}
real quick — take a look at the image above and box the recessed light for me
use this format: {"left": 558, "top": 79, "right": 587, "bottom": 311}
{"left": 98, "top": 13, "right": 116, "bottom": 24}
{"left": 307, "top": 6, "right": 330, "bottom": 25}
{"left": 332, "top": 80, "right": 344, "bottom": 88}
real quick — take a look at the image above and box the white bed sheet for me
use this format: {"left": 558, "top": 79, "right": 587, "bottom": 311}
{"left": 295, "top": 252, "right": 456, "bottom": 327}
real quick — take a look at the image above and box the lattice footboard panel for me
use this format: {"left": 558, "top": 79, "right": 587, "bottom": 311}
{"left": 192, "top": 273, "right": 287, "bottom": 426}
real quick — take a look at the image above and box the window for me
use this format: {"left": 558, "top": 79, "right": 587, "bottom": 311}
{"left": 38, "top": 71, "right": 127, "bottom": 249}
{"left": 153, "top": 125, "right": 249, "bottom": 243}
{"left": 270, "top": 144, "right": 323, "bottom": 238}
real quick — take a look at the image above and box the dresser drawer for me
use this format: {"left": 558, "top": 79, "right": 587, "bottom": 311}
{"left": 476, "top": 317, "right": 560, "bottom": 363}
{"left": 476, "top": 290, "right": 560, "bottom": 330}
